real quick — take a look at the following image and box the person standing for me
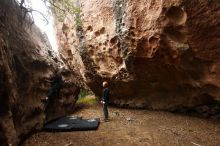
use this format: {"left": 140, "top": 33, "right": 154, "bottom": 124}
{"left": 101, "top": 81, "right": 110, "bottom": 122}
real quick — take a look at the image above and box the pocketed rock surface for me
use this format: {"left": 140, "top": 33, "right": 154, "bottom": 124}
{"left": 58, "top": 0, "right": 220, "bottom": 109}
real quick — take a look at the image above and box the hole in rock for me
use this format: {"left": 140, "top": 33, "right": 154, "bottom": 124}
{"left": 95, "top": 31, "right": 100, "bottom": 36}
{"left": 67, "top": 50, "right": 72, "bottom": 57}
{"left": 131, "top": 39, "right": 136, "bottom": 43}
{"left": 87, "top": 26, "right": 93, "bottom": 31}
{"left": 149, "top": 36, "right": 159, "bottom": 48}
{"left": 125, "top": 36, "right": 130, "bottom": 40}
{"left": 48, "top": 50, "right": 52, "bottom": 56}
{"left": 129, "top": 26, "right": 135, "bottom": 30}
{"left": 62, "top": 24, "right": 69, "bottom": 32}
{"left": 149, "top": 36, "right": 159, "bottom": 44}
{"left": 100, "top": 27, "right": 105, "bottom": 34}
{"left": 129, "top": 31, "right": 135, "bottom": 37}
{"left": 116, "top": 57, "right": 123, "bottom": 64}
{"left": 103, "top": 41, "right": 107, "bottom": 46}
{"left": 88, "top": 45, "right": 93, "bottom": 48}
{"left": 166, "top": 6, "right": 187, "bottom": 25}
{"left": 89, "top": 50, "right": 94, "bottom": 56}
{"left": 108, "top": 48, "right": 113, "bottom": 53}
{"left": 164, "top": 26, "right": 187, "bottom": 43}
{"left": 117, "top": 42, "right": 121, "bottom": 48}
{"left": 110, "top": 36, "right": 118, "bottom": 45}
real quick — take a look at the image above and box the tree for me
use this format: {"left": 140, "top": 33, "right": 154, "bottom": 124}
{"left": 17, "top": 0, "right": 81, "bottom": 26}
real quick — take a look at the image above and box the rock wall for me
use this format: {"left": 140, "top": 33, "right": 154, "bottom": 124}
{"left": 56, "top": 13, "right": 86, "bottom": 86}
{"left": 59, "top": 0, "right": 220, "bottom": 109}
{"left": 0, "top": 0, "right": 80, "bottom": 145}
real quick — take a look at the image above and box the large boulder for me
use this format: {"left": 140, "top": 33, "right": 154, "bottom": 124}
{"left": 59, "top": 0, "right": 220, "bottom": 109}
{"left": 0, "top": 0, "right": 80, "bottom": 145}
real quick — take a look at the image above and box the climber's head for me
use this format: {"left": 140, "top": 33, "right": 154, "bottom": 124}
{"left": 103, "top": 81, "right": 108, "bottom": 88}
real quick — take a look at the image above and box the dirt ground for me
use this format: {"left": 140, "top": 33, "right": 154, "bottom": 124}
{"left": 23, "top": 104, "right": 220, "bottom": 146}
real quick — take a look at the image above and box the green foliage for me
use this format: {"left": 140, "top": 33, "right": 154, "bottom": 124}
{"left": 17, "top": 0, "right": 82, "bottom": 27}
{"left": 75, "top": 17, "right": 82, "bottom": 28}
{"left": 78, "top": 89, "right": 93, "bottom": 99}
{"left": 77, "top": 96, "right": 97, "bottom": 104}
{"left": 49, "top": 0, "right": 82, "bottom": 27}
{"left": 77, "top": 89, "right": 97, "bottom": 104}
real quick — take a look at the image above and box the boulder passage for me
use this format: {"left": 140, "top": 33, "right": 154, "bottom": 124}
{"left": 0, "top": 0, "right": 220, "bottom": 145}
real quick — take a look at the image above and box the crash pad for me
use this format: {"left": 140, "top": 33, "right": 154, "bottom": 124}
{"left": 43, "top": 116, "right": 100, "bottom": 132}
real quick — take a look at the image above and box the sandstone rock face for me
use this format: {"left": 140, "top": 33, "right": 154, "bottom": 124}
{"left": 56, "top": 13, "right": 86, "bottom": 86}
{"left": 0, "top": 0, "right": 80, "bottom": 145}
{"left": 59, "top": 0, "right": 220, "bottom": 109}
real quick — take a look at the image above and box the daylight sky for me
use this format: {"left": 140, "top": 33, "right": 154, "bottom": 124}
{"left": 29, "top": 0, "right": 58, "bottom": 52}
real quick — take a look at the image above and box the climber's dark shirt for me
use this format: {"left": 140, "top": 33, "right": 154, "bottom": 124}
{"left": 102, "top": 87, "right": 110, "bottom": 104}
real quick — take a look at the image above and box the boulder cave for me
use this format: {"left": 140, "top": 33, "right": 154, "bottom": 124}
{"left": 0, "top": 0, "right": 220, "bottom": 145}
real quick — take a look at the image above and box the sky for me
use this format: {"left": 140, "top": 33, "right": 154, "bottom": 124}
{"left": 29, "top": 0, "right": 58, "bottom": 52}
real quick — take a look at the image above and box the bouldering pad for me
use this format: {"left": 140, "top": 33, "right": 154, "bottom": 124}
{"left": 43, "top": 116, "right": 100, "bottom": 132}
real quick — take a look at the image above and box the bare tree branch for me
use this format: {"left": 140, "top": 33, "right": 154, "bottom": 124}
{"left": 20, "top": 0, "right": 25, "bottom": 7}
{"left": 17, "top": 0, "right": 81, "bottom": 26}
{"left": 27, "top": 9, "right": 49, "bottom": 24}
{"left": 42, "top": 0, "right": 66, "bottom": 14}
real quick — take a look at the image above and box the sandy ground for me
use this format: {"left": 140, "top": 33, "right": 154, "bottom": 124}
{"left": 23, "top": 104, "right": 220, "bottom": 146}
